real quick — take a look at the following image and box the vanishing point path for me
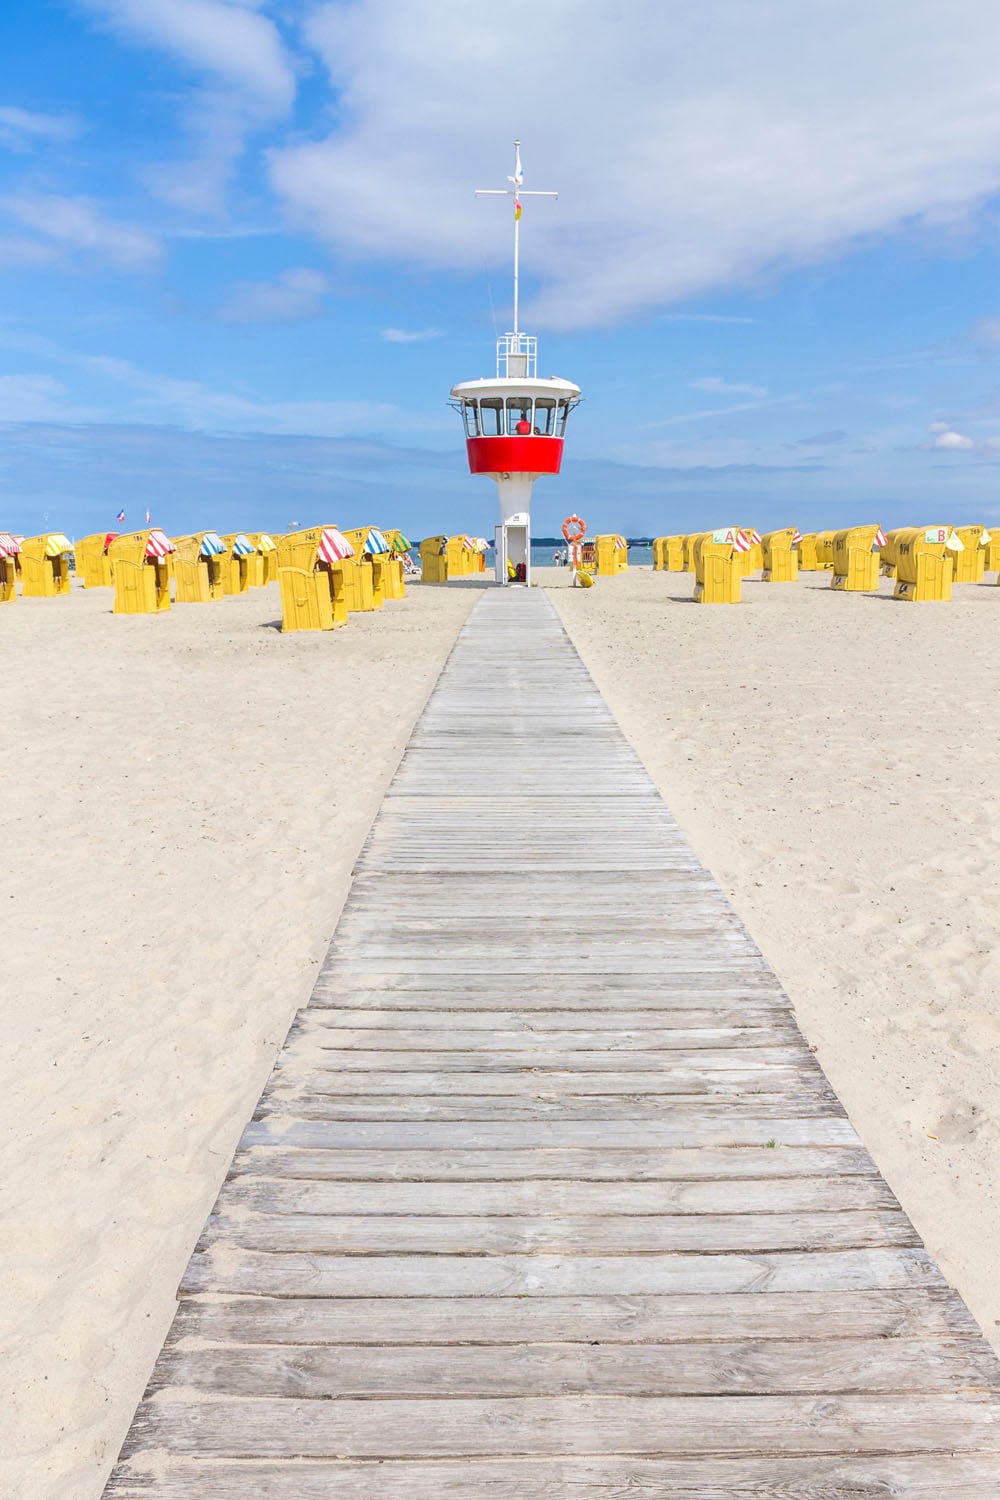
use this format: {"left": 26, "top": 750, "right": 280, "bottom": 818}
{"left": 106, "top": 589, "right": 1000, "bottom": 1497}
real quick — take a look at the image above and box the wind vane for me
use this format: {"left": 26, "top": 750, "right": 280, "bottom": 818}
{"left": 476, "top": 140, "right": 556, "bottom": 335}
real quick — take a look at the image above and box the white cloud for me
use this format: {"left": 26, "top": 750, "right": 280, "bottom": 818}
{"left": 0, "top": 374, "right": 103, "bottom": 423}
{"left": 81, "top": 0, "right": 294, "bottom": 108}
{"left": 218, "top": 267, "right": 327, "bottom": 323}
{"left": 928, "top": 420, "right": 950, "bottom": 432}
{"left": 691, "top": 376, "right": 768, "bottom": 399}
{"left": 933, "top": 430, "right": 974, "bottom": 450}
{"left": 0, "top": 105, "right": 80, "bottom": 152}
{"left": 973, "top": 317, "right": 1000, "bottom": 347}
{"left": 81, "top": 0, "right": 296, "bottom": 211}
{"left": 1, "top": 194, "right": 162, "bottom": 271}
{"left": 269, "top": 1, "right": 1000, "bottom": 330}
{"left": 0, "top": 328, "right": 446, "bottom": 439}
{"left": 661, "top": 314, "right": 758, "bottom": 324}
{"left": 382, "top": 327, "right": 441, "bottom": 343}
{"left": 0, "top": 236, "right": 61, "bottom": 269}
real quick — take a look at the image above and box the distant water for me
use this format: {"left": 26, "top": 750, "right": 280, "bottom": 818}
{"left": 531, "top": 544, "right": 653, "bottom": 569}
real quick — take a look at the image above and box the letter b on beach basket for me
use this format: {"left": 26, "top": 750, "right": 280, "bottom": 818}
{"left": 893, "top": 527, "right": 956, "bottom": 602}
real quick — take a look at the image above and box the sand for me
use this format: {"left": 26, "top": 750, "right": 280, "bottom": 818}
{"left": 545, "top": 563, "right": 1000, "bottom": 1356}
{"left": 8, "top": 562, "right": 1000, "bottom": 1497}
{"left": 0, "top": 578, "right": 476, "bottom": 1500}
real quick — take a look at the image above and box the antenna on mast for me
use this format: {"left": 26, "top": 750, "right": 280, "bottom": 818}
{"left": 475, "top": 140, "right": 556, "bottom": 336}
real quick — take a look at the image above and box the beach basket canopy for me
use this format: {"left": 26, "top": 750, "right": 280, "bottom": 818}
{"left": 257, "top": 533, "right": 277, "bottom": 552}
{"left": 317, "top": 527, "right": 355, "bottom": 564}
{"left": 231, "top": 534, "right": 255, "bottom": 557}
{"left": 388, "top": 530, "right": 411, "bottom": 553}
{"left": 360, "top": 527, "right": 390, "bottom": 555}
{"left": 44, "top": 534, "right": 73, "bottom": 556}
{"left": 461, "top": 535, "right": 476, "bottom": 551}
{"left": 145, "top": 530, "right": 175, "bottom": 558}
{"left": 199, "top": 532, "right": 226, "bottom": 557}
{"left": 0, "top": 533, "right": 21, "bottom": 556}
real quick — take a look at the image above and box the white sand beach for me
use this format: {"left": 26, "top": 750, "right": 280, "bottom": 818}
{"left": 0, "top": 579, "right": 476, "bottom": 1500}
{"left": 6, "top": 565, "right": 1000, "bottom": 1497}
{"left": 546, "top": 564, "right": 1000, "bottom": 1356}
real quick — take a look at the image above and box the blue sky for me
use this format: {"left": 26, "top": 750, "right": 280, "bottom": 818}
{"left": 5, "top": 1, "right": 1000, "bottom": 541}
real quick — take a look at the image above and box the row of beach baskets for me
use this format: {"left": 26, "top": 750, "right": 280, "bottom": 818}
{"left": 0, "top": 527, "right": 417, "bottom": 631}
{"left": 651, "top": 526, "right": 998, "bottom": 603}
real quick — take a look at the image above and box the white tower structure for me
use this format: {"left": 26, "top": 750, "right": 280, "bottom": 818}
{"left": 450, "top": 142, "right": 581, "bottom": 584}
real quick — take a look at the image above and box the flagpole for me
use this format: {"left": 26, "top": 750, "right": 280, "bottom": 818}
{"left": 475, "top": 140, "right": 556, "bottom": 338}
{"left": 513, "top": 196, "right": 519, "bottom": 335}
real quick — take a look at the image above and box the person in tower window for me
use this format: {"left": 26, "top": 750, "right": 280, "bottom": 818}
{"left": 515, "top": 418, "right": 531, "bottom": 434}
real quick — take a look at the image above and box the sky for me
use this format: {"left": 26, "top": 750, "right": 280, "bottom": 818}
{"left": 5, "top": 1, "right": 1000, "bottom": 540}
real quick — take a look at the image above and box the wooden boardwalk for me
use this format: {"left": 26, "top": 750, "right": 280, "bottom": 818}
{"left": 106, "top": 589, "right": 1000, "bottom": 1497}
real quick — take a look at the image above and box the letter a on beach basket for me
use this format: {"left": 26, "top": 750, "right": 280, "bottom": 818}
{"left": 20, "top": 534, "right": 73, "bottom": 597}
{"left": 830, "top": 525, "right": 884, "bottom": 592}
{"left": 108, "top": 530, "right": 175, "bottom": 614}
{"left": 276, "top": 526, "right": 354, "bottom": 632}
{"left": 693, "top": 528, "right": 746, "bottom": 604}
{"left": 0, "top": 534, "right": 21, "bottom": 602}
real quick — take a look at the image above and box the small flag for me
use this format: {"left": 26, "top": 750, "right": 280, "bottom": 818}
{"left": 115, "top": 509, "right": 125, "bottom": 523}
{"left": 514, "top": 198, "right": 522, "bottom": 221}
{"left": 145, "top": 509, "right": 151, "bottom": 525}
{"left": 874, "top": 527, "right": 887, "bottom": 548}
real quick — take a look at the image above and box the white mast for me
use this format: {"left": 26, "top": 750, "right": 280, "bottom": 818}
{"left": 475, "top": 140, "right": 556, "bottom": 335}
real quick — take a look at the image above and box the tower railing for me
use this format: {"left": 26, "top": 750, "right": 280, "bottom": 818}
{"left": 496, "top": 332, "right": 537, "bottom": 379}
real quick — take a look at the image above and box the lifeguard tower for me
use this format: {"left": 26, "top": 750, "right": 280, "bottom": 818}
{"left": 450, "top": 143, "right": 581, "bottom": 585}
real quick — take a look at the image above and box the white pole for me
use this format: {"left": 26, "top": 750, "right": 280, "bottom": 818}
{"left": 513, "top": 204, "right": 519, "bottom": 335}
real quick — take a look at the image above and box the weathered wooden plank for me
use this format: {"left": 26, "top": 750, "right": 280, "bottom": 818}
{"left": 117, "top": 1393, "right": 1000, "bottom": 1460}
{"left": 240, "top": 1117, "right": 860, "bottom": 1149}
{"left": 227, "top": 1144, "right": 883, "bottom": 1180}
{"left": 288, "top": 1007, "right": 792, "bottom": 1030}
{"left": 167, "top": 1286, "right": 978, "bottom": 1346}
{"left": 307, "top": 990, "right": 791, "bottom": 1011}
{"left": 254, "top": 1095, "right": 847, "bottom": 1122}
{"left": 198, "top": 1208, "right": 920, "bottom": 1255}
{"left": 272, "top": 1047, "right": 815, "bottom": 1071}
{"left": 263, "top": 1068, "right": 827, "bottom": 1104}
{"left": 102, "top": 1452, "right": 1000, "bottom": 1499}
{"left": 179, "top": 1247, "right": 946, "bottom": 1298}
{"left": 292, "top": 1023, "right": 801, "bottom": 1049}
{"left": 265, "top": 1066, "right": 833, "bottom": 1097}
{"left": 148, "top": 1336, "right": 1000, "bottom": 1399}
{"left": 221, "top": 1175, "right": 900, "bottom": 1216}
